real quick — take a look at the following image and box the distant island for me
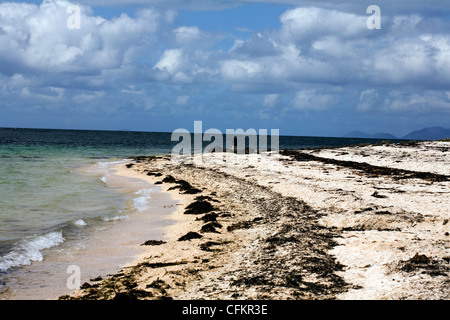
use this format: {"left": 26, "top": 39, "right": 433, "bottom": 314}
{"left": 344, "top": 126, "right": 450, "bottom": 140}
{"left": 344, "top": 131, "right": 397, "bottom": 140}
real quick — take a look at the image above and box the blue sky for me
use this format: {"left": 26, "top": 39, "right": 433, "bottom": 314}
{"left": 1, "top": 0, "right": 450, "bottom": 137}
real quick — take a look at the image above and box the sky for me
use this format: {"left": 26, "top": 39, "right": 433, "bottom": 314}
{"left": 0, "top": 0, "right": 450, "bottom": 137}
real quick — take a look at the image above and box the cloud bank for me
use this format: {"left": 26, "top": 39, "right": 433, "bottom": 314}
{"left": 1, "top": 0, "right": 449, "bottom": 134}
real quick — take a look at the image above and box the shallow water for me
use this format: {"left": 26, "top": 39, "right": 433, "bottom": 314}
{"left": 0, "top": 129, "right": 177, "bottom": 299}
{"left": 0, "top": 161, "right": 177, "bottom": 299}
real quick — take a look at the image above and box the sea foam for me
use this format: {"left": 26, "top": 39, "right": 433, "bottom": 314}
{"left": 102, "top": 215, "right": 129, "bottom": 222}
{"left": 133, "top": 188, "right": 157, "bottom": 212}
{"left": 74, "top": 219, "right": 87, "bottom": 227}
{"left": 0, "top": 231, "right": 65, "bottom": 272}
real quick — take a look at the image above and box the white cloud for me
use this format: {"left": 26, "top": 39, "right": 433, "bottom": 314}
{"left": 220, "top": 6, "right": 450, "bottom": 93}
{"left": 173, "top": 26, "right": 201, "bottom": 46}
{"left": 20, "top": 85, "right": 65, "bottom": 103}
{"left": 386, "top": 90, "right": 450, "bottom": 112}
{"left": 357, "top": 89, "right": 382, "bottom": 112}
{"left": 0, "top": 1, "right": 167, "bottom": 74}
{"left": 73, "top": 91, "right": 104, "bottom": 103}
{"left": 173, "top": 25, "right": 219, "bottom": 50}
{"left": 279, "top": 7, "right": 367, "bottom": 44}
{"left": 230, "top": 33, "right": 279, "bottom": 57}
{"left": 154, "top": 49, "right": 186, "bottom": 75}
{"left": 153, "top": 48, "right": 197, "bottom": 83}
{"left": 176, "top": 95, "right": 190, "bottom": 106}
{"left": 121, "top": 84, "right": 144, "bottom": 94}
{"left": 356, "top": 89, "right": 450, "bottom": 113}
{"left": 291, "top": 89, "right": 339, "bottom": 110}
{"left": 173, "top": 72, "right": 193, "bottom": 84}
{"left": 263, "top": 93, "right": 279, "bottom": 107}
{"left": 3, "top": 1, "right": 450, "bottom": 119}
{"left": 220, "top": 59, "right": 263, "bottom": 81}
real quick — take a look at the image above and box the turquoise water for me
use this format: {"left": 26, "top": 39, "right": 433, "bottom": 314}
{"left": 0, "top": 145, "right": 128, "bottom": 272}
{"left": 0, "top": 129, "right": 176, "bottom": 274}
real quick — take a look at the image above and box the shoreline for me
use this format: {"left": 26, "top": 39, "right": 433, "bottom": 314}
{"left": 63, "top": 141, "right": 449, "bottom": 300}
{"left": 0, "top": 161, "right": 179, "bottom": 300}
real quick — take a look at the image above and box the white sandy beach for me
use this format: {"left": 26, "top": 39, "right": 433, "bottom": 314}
{"left": 64, "top": 140, "right": 449, "bottom": 300}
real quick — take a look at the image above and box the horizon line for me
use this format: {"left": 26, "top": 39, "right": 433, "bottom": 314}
{"left": 0, "top": 126, "right": 409, "bottom": 140}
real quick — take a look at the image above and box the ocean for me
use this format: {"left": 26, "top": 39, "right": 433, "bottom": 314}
{"left": 0, "top": 127, "right": 394, "bottom": 299}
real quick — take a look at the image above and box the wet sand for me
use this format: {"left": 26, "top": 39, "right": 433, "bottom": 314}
{"left": 64, "top": 140, "right": 449, "bottom": 300}
{"left": 1, "top": 165, "right": 177, "bottom": 300}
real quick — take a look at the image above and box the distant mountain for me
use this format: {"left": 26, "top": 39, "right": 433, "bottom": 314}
{"left": 402, "top": 126, "right": 450, "bottom": 140}
{"left": 343, "top": 130, "right": 375, "bottom": 139}
{"left": 343, "top": 126, "right": 450, "bottom": 141}
{"left": 343, "top": 130, "right": 397, "bottom": 139}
